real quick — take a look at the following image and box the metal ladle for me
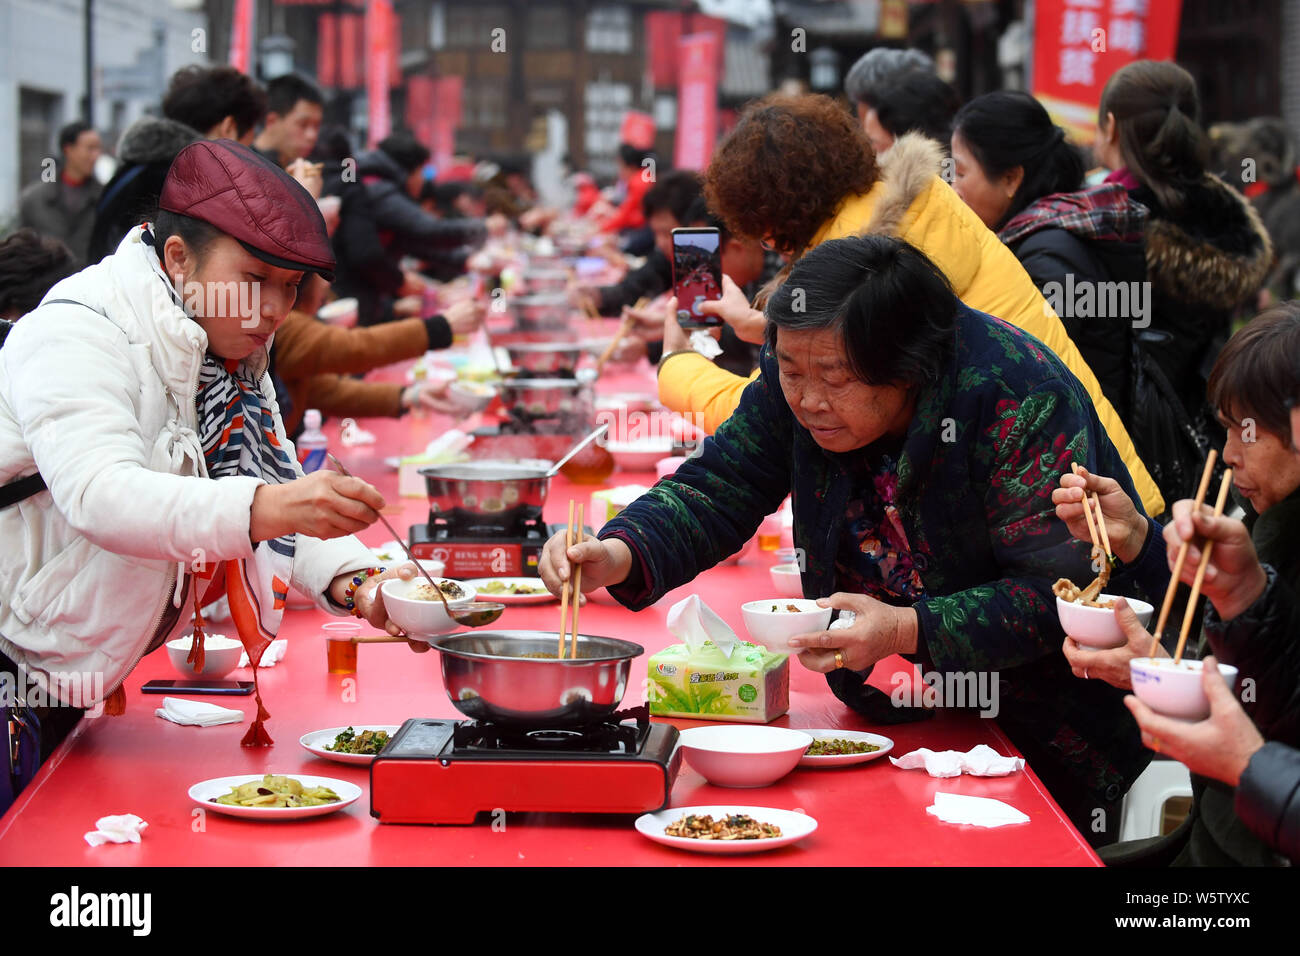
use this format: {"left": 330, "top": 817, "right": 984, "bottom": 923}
{"left": 545, "top": 422, "right": 609, "bottom": 477}
{"left": 326, "top": 454, "right": 506, "bottom": 628}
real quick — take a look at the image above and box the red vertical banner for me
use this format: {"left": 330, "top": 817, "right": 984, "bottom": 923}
{"left": 1030, "top": 0, "right": 1184, "bottom": 145}
{"left": 339, "top": 14, "right": 363, "bottom": 89}
{"left": 318, "top": 13, "right": 337, "bottom": 86}
{"left": 674, "top": 32, "right": 721, "bottom": 171}
{"left": 366, "top": 0, "right": 395, "bottom": 147}
{"left": 229, "top": 0, "right": 255, "bottom": 73}
{"left": 430, "top": 75, "right": 464, "bottom": 169}
{"left": 645, "top": 11, "right": 683, "bottom": 88}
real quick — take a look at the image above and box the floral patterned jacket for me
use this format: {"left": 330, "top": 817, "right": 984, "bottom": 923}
{"left": 603, "top": 304, "right": 1155, "bottom": 830}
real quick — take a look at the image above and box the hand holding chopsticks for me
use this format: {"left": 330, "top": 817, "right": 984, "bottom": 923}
{"left": 1149, "top": 451, "right": 1218, "bottom": 657}
{"left": 1170, "top": 468, "right": 1234, "bottom": 664}
{"left": 558, "top": 501, "right": 585, "bottom": 659}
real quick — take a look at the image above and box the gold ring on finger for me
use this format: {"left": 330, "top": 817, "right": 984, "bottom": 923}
{"left": 834, "top": 650, "right": 844, "bottom": 670}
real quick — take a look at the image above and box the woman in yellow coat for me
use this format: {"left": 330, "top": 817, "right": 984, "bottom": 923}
{"left": 659, "top": 93, "right": 1163, "bottom": 517}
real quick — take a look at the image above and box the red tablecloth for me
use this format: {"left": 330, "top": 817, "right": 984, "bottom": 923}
{"left": 0, "top": 348, "right": 1101, "bottom": 866}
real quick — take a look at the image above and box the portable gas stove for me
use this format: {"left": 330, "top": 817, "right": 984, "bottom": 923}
{"left": 370, "top": 705, "right": 681, "bottom": 824}
{"left": 409, "top": 508, "right": 563, "bottom": 578}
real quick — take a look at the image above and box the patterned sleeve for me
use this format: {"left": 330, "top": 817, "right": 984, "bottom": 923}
{"left": 914, "top": 381, "right": 1138, "bottom": 672}
{"left": 602, "top": 364, "right": 793, "bottom": 611}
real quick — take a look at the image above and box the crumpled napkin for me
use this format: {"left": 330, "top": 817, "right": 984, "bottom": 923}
{"left": 890, "top": 744, "right": 1025, "bottom": 777}
{"left": 926, "top": 791, "right": 1029, "bottom": 828}
{"left": 154, "top": 697, "right": 243, "bottom": 727}
{"left": 238, "top": 638, "right": 287, "bottom": 668}
{"left": 84, "top": 814, "right": 148, "bottom": 847}
{"left": 689, "top": 330, "right": 723, "bottom": 358}
{"left": 666, "top": 594, "right": 740, "bottom": 658}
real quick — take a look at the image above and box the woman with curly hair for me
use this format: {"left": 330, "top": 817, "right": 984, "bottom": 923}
{"left": 658, "top": 93, "right": 1164, "bottom": 518}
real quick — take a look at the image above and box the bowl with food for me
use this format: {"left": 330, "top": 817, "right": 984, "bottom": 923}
{"left": 166, "top": 634, "right": 244, "bottom": 679}
{"left": 741, "top": 599, "right": 832, "bottom": 655}
{"left": 380, "top": 577, "right": 478, "bottom": 637}
{"left": 1054, "top": 584, "right": 1154, "bottom": 650}
{"left": 317, "top": 297, "right": 358, "bottom": 327}
{"left": 677, "top": 725, "right": 814, "bottom": 788}
{"left": 449, "top": 380, "right": 496, "bottom": 412}
{"left": 769, "top": 562, "right": 803, "bottom": 599}
{"left": 1129, "top": 657, "right": 1239, "bottom": 721}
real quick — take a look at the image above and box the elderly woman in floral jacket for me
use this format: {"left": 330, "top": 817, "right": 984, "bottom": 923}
{"left": 541, "top": 235, "right": 1156, "bottom": 845}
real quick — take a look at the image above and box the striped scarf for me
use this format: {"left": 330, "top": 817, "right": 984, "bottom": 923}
{"left": 143, "top": 228, "right": 296, "bottom": 745}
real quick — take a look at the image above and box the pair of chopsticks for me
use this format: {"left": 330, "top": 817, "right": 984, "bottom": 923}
{"left": 557, "top": 500, "right": 585, "bottom": 658}
{"left": 1070, "top": 462, "right": 1114, "bottom": 601}
{"left": 594, "top": 296, "right": 651, "bottom": 374}
{"left": 1149, "top": 451, "right": 1234, "bottom": 663}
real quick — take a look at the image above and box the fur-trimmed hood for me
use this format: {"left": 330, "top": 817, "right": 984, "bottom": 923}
{"left": 115, "top": 115, "right": 201, "bottom": 166}
{"left": 1142, "top": 174, "right": 1273, "bottom": 311}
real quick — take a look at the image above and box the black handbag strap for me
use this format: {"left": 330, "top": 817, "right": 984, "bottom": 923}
{"left": 1, "top": 298, "right": 111, "bottom": 509}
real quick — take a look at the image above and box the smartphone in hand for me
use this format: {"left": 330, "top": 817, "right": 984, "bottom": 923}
{"left": 671, "top": 227, "right": 722, "bottom": 330}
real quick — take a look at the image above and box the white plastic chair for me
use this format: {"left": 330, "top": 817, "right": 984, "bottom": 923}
{"left": 1118, "top": 757, "right": 1193, "bottom": 842}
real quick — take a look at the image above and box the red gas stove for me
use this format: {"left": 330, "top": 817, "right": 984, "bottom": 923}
{"left": 409, "top": 512, "right": 559, "bottom": 578}
{"left": 370, "top": 705, "right": 681, "bottom": 824}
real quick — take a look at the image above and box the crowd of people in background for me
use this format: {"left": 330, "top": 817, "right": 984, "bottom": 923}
{"left": 2, "top": 48, "right": 1299, "bottom": 865}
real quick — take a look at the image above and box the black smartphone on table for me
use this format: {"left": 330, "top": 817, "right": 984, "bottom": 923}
{"left": 671, "top": 227, "right": 723, "bottom": 330}
{"left": 141, "top": 679, "right": 254, "bottom": 696}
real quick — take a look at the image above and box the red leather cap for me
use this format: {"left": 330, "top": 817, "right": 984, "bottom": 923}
{"left": 159, "top": 139, "right": 335, "bottom": 281}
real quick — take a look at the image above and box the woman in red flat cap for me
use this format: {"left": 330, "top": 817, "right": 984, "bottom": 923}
{"left": 0, "top": 141, "right": 416, "bottom": 800}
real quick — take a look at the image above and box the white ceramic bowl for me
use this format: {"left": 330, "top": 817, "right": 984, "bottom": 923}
{"left": 678, "top": 725, "right": 815, "bottom": 788}
{"left": 655, "top": 455, "right": 688, "bottom": 481}
{"left": 1129, "top": 657, "right": 1239, "bottom": 721}
{"left": 449, "top": 380, "right": 496, "bottom": 412}
{"left": 607, "top": 437, "right": 675, "bottom": 471}
{"left": 317, "top": 297, "right": 358, "bottom": 326}
{"left": 380, "top": 578, "right": 478, "bottom": 637}
{"left": 741, "top": 598, "right": 832, "bottom": 655}
{"left": 1056, "top": 594, "right": 1154, "bottom": 649}
{"left": 166, "top": 634, "right": 243, "bottom": 679}
{"left": 769, "top": 563, "right": 803, "bottom": 599}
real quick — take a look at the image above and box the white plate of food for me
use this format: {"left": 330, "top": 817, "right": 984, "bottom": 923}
{"left": 635, "top": 806, "right": 817, "bottom": 855}
{"left": 188, "top": 773, "right": 363, "bottom": 820}
{"left": 796, "top": 729, "right": 894, "bottom": 767}
{"left": 299, "top": 725, "right": 401, "bottom": 765}
{"left": 462, "top": 577, "right": 557, "bottom": 605}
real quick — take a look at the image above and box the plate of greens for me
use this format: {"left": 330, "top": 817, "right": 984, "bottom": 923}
{"left": 300, "top": 725, "right": 400, "bottom": 765}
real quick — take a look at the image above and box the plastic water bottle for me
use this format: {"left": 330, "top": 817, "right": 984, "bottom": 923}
{"left": 298, "top": 409, "right": 329, "bottom": 473}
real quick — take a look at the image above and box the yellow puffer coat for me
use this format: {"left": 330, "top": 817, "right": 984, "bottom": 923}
{"left": 659, "top": 133, "right": 1163, "bottom": 516}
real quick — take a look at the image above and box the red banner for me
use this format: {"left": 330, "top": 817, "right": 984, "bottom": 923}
{"left": 229, "top": 0, "right": 254, "bottom": 73}
{"left": 645, "top": 11, "right": 727, "bottom": 90}
{"left": 366, "top": 0, "right": 395, "bottom": 147}
{"left": 1030, "top": 0, "right": 1183, "bottom": 145}
{"left": 620, "top": 111, "right": 656, "bottom": 150}
{"left": 431, "top": 75, "right": 464, "bottom": 169}
{"left": 674, "top": 32, "right": 721, "bottom": 172}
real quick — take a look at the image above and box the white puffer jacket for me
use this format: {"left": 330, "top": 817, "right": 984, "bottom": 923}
{"left": 0, "top": 228, "right": 374, "bottom": 705}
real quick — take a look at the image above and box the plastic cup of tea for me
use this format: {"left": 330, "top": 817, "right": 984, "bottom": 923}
{"left": 324, "top": 621, "right": 362, "bottom": 674}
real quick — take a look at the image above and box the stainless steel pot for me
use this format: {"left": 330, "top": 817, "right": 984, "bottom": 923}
{"left": 521, "top": 269, "right": 570, "bottom": 294}
{"left": 419, "top": 460, "right": 551, "bottom": 529}
{"left": 511, "top": 293, "right": 572, "bottom": 331}
{"left": 497, "top": 377, "right": 590, "bottom": 419}
{"left": 503, "top": 342, "right": 583, "bottom": 377}
{"left": 429, "top": 630, "right": 644, "bottom": 726}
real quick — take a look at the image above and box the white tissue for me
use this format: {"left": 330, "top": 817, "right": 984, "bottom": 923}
{"left": 890, "top": 744, "right": 1025, "bottom": 777}
{"left": 84, "top": 813, "right": 148, "bottom": 847}
{"left": 238, "top": 638, "right": 287, "bottom": 668}
{"left": 666, "top": 594, "right": 740, "bottom": 658}
{"left": 154, "top": 697, "right": 243, "bottom": 727}
{"left": 689, "top": 330, "right": 724, "bottom": 358}
{"left": 926, "top": 791, "right": 1030, "bottom": 828}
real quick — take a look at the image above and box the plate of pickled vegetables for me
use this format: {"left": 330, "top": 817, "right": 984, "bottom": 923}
{"left": 797, "top": 730, "right": 893, "bottom": 768}
{"left": 188, "top": 773, "right": 363, "bottom": 819}
{"left": 463, "top": 577, "right": 557, "bottom": 605}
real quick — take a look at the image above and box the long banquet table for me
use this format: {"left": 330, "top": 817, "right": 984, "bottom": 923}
{"left": 0, "top": 343, "right": 1102, "bottom": 866}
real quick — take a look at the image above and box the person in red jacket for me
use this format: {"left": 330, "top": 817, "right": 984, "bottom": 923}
{"left": 599, "top": 144, "right": 653, "bottom": 235}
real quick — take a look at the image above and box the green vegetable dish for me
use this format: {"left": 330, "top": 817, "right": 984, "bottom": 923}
{"left": 326, "top": 727, "right": 391, "bottom": 755}
{"left": 805, "top": 738, "right": 881, "bottom": 756}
